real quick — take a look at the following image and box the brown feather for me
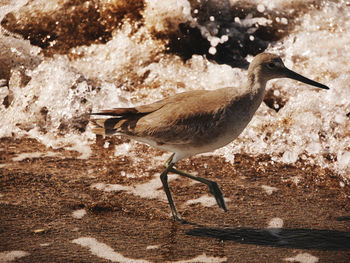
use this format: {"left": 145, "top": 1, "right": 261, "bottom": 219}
{"left": 90, "top": 88, "right": 238, "bottom": 143}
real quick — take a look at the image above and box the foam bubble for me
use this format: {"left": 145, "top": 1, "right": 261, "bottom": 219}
{"left": 257, "top": 4, "right": 265, "bottom": 13}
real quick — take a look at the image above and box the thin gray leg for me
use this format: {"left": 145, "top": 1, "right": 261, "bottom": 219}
{"left": 160, "top": 154, "right": 184, "bottom": 222}
{"left": 169, "top": 167, "right": 227, "bottom": 211}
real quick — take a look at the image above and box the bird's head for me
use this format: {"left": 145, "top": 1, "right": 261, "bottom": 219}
{"left": 248, "top": 52, "right": 329, "bottom": 90}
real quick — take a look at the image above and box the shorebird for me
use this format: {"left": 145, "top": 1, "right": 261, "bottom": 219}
{"left": 91, "top": 53, "right": 329, "bottom": 222}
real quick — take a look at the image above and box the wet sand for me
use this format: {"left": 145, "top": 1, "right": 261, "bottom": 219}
{"left": 0, "top": 137, "right": 349, "bottom": 262}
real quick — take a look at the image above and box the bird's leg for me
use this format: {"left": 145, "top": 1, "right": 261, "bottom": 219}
{"left": 160, "top": 154, "right": 184, "bottom": 222}
{"left": 165, "top": 153, "right": 175, "bottom": 167}
{"left": 169, "top": 167, "right": 227, "bottom": 212}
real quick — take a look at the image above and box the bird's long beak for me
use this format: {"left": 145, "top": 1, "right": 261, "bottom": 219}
{"left": 283, "top": 68, "right": 329, "bottom": 90}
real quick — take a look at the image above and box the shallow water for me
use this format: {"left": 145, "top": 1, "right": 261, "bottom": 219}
{"left": 0, "top": 0, "right": 349, "bottom": 181}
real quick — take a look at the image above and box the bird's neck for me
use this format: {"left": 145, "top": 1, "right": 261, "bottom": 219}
{"left": 246, "top": 70, "right": 267, "bottom": 100}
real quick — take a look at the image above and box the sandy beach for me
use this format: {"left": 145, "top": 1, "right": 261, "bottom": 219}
{"left": 1, "top": 137, "right": 349, "bottom": 262}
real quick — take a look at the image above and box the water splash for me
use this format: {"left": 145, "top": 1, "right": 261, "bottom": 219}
{"left": 0, "top": 0, "right": 348, "bottom": 179}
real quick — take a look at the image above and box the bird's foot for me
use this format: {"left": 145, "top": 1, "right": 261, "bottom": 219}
{"left": 171, "top": 213, "right": 189, "bottom": 224}
{"left": 208, "top": 181, "right": 227, "bottom": 211}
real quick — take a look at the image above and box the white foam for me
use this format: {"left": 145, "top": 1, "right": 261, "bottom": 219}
{"left": 281, "top": 150, "right": 299, "bottom": 164}
{"left": 267, "top": 217, "right": 284, "bottom": 237}
{"left": 12, "top": 152, "right": 42, "bottom": 161}
{"left": 267, "top": 217, "right": 284, "bottom": 229}
{"left": 0, "top": 250, "right": 29, "bottom": 263}
{"left": 103, "top": 141, "right": 110, "bottom": 149}
{"left": 132, "top": 176, "right": 167, "bottom": 200}
{"left": 1, "top": 0, "right": 349, "bottom": 182}
{"left": 72, "top": 237, "right": 150, "bottom": 263}
{"left": 120, "top": 171, "right": 138, "bottom": 178}
{"left": 208, "top": 47, "right": 217, "bottom": 55}
{"left": 143, "top": 0, "right": 192, "bottom": 33}
{"left": 146, "top": 245, "right": 160, "bottom": 250}
{"left": 284, "top": 253, "right": 319, "bottom": 263}
{"left": 245, "top": 0, "right": 316, "bottom": 11}
{"left": 291, "top": 176, "right": 301, "bottom": 185}
{"left": 199, "top": 147, "right": 235, "bottom": 166}
{"left": 91, "top": 182, "right": 131, "bottom": 193}
{"left": 39, "top": 243, "right": 50, "bottom": 247}
{"left": 173, "top": 253, "right": 227, "bottom": 263}
{"left": 72, "top": 209, "right": 87, "bottom": 219}
{"left": 1, "top": 51, "right": 95, "bottom": 156}
{"left": 186, "top": 194, "right": 230, "bottom": 208}
{"left": 66, "top": 142, "right": 92, "bottom": 159}
{"left": 114, "top": 143, "right": 131, "bottom": 157}
{"left": 261, "top": 185, "right": 278, "bottom": 195}
{"left": 12, "top": 151, "right": 61, "bottom": 161}
{"left": 257, "top": 4, "right": 265, "bottom": 13}
{"left": 264, "top": 1, "right": 350, "bottom": 178}
{"left": 338, "top": 151, "right": 350, "bottom": 171}
{"left": 240, "top": 14, "right": 272, "bottom": 27}
{"left": 114, "top": 142, "right": 168, "bottom": 173}
{"left": 91, "top": 174, "right": 179, "bottom": 201}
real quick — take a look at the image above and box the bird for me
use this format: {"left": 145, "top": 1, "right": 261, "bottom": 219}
{"left": 90, "top": 52, "right": 329, "bottom": 222}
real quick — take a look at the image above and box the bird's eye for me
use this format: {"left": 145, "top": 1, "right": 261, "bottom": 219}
{"left": 267, "top": 62, "right": 275, "bottom": 68}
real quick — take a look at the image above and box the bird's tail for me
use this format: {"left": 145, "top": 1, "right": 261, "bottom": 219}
{"left": 89, "top": 118, "right": 108, "bottom": 136}
{"left": 90, "top": 116, "right": 123, "bottom": 136}
{"left": 89, "top": 107, "right": 147, "bottom": 136}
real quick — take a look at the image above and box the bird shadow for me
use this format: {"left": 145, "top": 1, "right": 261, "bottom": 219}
{"left": 186, "top": 226, "right": 350, "bottom": 251}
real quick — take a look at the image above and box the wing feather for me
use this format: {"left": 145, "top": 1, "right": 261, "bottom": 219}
{"left": 90, "top": 88, "right": 233, "bottom": 144}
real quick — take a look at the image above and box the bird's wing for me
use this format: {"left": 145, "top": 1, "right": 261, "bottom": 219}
{"left": 90, "top": 88, "right": 233, "bottom": 144}
{"left": 91, "top": 96, "right": 171, "bottom": 116}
